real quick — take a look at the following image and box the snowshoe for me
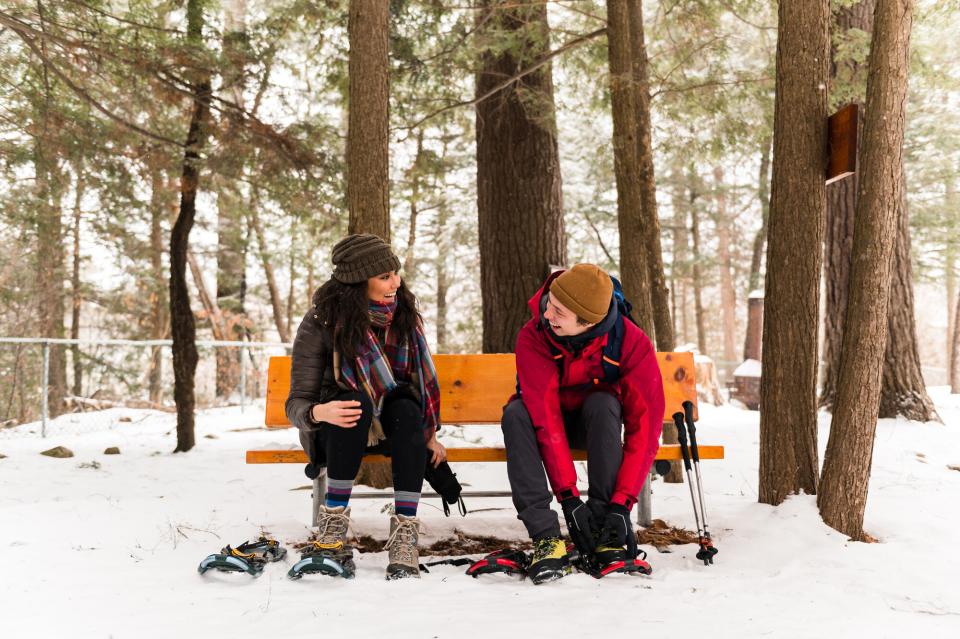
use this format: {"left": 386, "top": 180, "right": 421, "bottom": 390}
{"left": 287, "top": 541, "right": 356, "bottom": 580}
{"left": 198, "top": 537, "right": 287, "bottom": 577}
{"left": 465, "top": 548, "right": 530, "bottom": 579}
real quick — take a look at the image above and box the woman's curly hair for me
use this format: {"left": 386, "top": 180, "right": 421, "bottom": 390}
{"left": 311, "top": 277, "right": 421, "bottom": 360}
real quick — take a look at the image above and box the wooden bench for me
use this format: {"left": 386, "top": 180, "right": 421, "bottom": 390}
{"left": 247, "top": 352, "right": 724, "bottom": 526}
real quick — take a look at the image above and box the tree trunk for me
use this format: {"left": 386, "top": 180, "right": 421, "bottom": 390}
{"left": 606, "top": 0, "right": 655, "bottom": 339}
{"left": 70, "top": 165, "right": 84, "bottom": 397}
{"left": 714, "top": 166, "right": 738, "bottom": 366}
{"left": 744, "top": 138, "right": 771, "bottom": 360}
{"left": 949, "top": 179, "right": 959, "bottom": 393}
{"left": 819, "top": 0, "right": 914, "bottom": 540}
{"left": 628, "top": 0, "right": 673, "bottom": 351}
{"left": 248, "top": 192, "right": 291, "bottom": 343}
{"left": 878, "top": 180, "right": 939, "bottom": 420}
{"left": 820, "top": 0, "right": 936, "bottom": 421}
{"left": 148, "top": 168, "right": 169, "bottom": 405}
{"left": 171, "top": 0, "right": 212, "bottom": 453}
{"left": 671, "top": 164, "right": 690, "bottom": 345}
{"left": 688, "top": 173, "right": 708, "bottom": 356}
{"left": 33, "top": 16, "right": 68, "bottom": 418}
{"left": 436, "top": 192, "right": 450, "bottom": 353}
{"left": 214, "top": 0, "right": 249, "bottom": 398}
{"left": 475, "top": 0, "right": 566, "bottom": 353}
{"left": 347, "top": 0, "right": 390, "bottom": 241}
{"left": 758, "top": 0, "right": 829, "bottom": 505}
{"left": 402, "top": 130, "right": 425, "bottom": 284}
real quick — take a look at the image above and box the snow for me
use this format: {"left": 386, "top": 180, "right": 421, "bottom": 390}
{"left": 734, "top": 358, "right": 762, "bottom": 377}
{"left": 2, "top": 393, "right": 960, "bottom": 638}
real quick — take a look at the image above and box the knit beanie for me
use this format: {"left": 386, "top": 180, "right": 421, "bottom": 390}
{"left": 331, "top": 234, "right": 401, "bottom": 284}
{"left": 549, "top": 264, "right": 613, "bottom": 324}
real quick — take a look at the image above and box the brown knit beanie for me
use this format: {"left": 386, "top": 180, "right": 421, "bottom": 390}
{"left": 331, "top": 234, "right": 401, "bottom": 284}
{"left": 549, "top": 264, "right": 613, "bottom": 324}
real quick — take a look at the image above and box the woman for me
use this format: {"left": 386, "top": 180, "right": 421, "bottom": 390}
{"left": 285, "top": 233, "right": 446, "bottom": 580}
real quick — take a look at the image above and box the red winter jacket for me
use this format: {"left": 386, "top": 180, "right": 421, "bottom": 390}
{"left": 513, "top": 271, "right": 665, "bottom": 509}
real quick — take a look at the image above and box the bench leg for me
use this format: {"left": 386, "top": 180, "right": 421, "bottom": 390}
{"left": 637, "top": 474, "right": 652, "bottom": 528}
{"left": 312, "top": 469, "right": 327, "bottom": 528}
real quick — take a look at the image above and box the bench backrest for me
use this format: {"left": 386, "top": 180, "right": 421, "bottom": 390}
{"left": 265, "top": 352, "right": 698, "bottom": 428}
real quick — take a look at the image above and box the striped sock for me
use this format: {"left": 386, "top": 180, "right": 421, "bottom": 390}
{"left": 325, "top": 477, "right": 354, "bottom": 509}
{"left": 394, "top": 490, "right": 421, "bottom": 517}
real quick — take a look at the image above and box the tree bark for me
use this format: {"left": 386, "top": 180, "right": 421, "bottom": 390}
{"left": 171, "top": 0, "right": 212, "bottom": 453}
{"left": 670, "top": 163, "right": 690, "bottom": 345}
{"left": 347, "top": 0, "right": 390, "bottom": 241}
{"left": 818, "top": 0, "right": 914, "bottom": 540}
{"left": 688, "top": 172, "right": 708, "bottom": 356}
{"left": 33, "top": 5, "right": 68, "bottom": 418}
{"left": 820, "top": 0, "right": 936, "bottom": 421}
{"left": 878, "top": 181, "right": 938, "bottom": 420}
{"left": 758, "top": 0, "right": 829, "bottom": 505}
{"left": 628, "top": 0, "right": 673, "bottom": 351}
{"left": 714, "top": 166, "right": 738, "bottom": 366}
{"left": 475, "top": 0, "right": 566, "bottom": 353}
{"left": 402, "top": 130, "right": 425, "bottom": 284}
{"left": 949, "top": 179, "right": 959, "bottom": 393}
{"left": 148, "top": 167, "right": 169, "bottom": 405}
{"left": 214, "top": 0, "right": 249, "bottom": 398}
{"left": 607, "top": 0, "right": 655, "bottom": 339}
{"left": 248, "top": 192, "right": 291, "bottom": 343}
{"left": 70, "top": 165, "right": 84, "bottom": 397}
{"left": 747, "top": 137, "right": 772, "bottom": 295}
{"left": 744, "top": 138, "right": 771, "bottom": 360}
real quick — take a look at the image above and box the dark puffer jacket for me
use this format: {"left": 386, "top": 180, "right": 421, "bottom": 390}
{"left": 285, "top": 308, "right": 343, "bottom": 460}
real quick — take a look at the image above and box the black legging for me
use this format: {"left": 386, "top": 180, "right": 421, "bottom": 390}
{"left": 312, "top": 390, "right": 427, "bottom": 494}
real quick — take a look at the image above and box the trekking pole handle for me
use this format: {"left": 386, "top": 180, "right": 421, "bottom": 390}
{"left": 682, "top": 400, "right": 700, "bottom": 463}
{"left": 672, "top": 412, "right": 692, "bottom": 471}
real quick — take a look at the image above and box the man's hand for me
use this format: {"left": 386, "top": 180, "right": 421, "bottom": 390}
{"left": 560, "top": 496, "right": 596, "bottom": 560}
{"left": 597, "top": 503, "right": 638, "bottom": 558}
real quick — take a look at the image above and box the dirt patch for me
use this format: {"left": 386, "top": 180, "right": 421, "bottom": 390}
{"left": 294, "top": 528, "right": 530, "bottom": 557}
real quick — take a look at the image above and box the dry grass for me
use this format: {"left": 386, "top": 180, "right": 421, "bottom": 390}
{"left": 635, "top": 518, "right": 699, "bottom": 551}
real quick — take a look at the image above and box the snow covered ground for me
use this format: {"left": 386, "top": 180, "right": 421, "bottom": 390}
{"left": 2, "top": 390, "right": 959, "bottom": 638}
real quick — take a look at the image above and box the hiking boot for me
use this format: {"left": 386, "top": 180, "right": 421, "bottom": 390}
{"left": 528, "top": 537, "right": 570, "bottom": 585}
{"left": 385, "top": 514, "right": 423, "bottom": 580}
{"left": 308, "top": 505, "right": 354, "bottom": 566}
{"left": 594, "top": 543, "right": 627, "bottom": 567}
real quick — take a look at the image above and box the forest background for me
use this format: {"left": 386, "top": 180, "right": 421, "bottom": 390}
{"left": 0, "top": 0, "right": 957, "bottom": 438}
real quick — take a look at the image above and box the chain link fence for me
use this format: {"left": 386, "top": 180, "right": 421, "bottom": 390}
{"left": 0, "top": 337, "right": 291, "bottom": 436}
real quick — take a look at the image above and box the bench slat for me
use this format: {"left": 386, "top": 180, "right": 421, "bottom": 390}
{"left": 245, "top": 444, "right": 724, "bottom": 465}
{"left": 265, "top": 352, "right": 699, "bottom": 428}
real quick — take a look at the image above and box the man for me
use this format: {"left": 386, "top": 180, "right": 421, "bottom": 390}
{"left": 501, "top": 263, "right": 665, "bottom": 583}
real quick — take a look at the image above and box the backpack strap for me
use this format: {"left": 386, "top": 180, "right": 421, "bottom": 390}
{"left": 600, "top": 313, "right": 625, "bottom": 384}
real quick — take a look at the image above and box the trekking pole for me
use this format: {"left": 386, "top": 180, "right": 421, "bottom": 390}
{"left": 673, "top": 412, "right": 704, "bottom": 553}
{"left": 682, "top": 400, "right": 718, "bottom": 564}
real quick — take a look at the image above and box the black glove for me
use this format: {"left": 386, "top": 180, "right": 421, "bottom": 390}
{"left": 597, "top": 503, "right": 638, "bottom": 558}
{"left": 559, "top": 495, "right": 596, "bottom": 560}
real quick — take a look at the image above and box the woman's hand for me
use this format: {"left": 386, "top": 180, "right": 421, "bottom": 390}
{"left": 426, "top": 436, "right": 447, "bottom": 468}
{"left": 311, "top": 400, "right": 363, "bottom": 428}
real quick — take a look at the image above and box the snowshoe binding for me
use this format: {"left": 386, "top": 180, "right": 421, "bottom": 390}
{"left": 288, "top": 505, "right": 356, "bottom": 580}
{"left": 287, "top": 542, "right": 356, "bottom": 580}
{"left": 198, "top": 537, "right": 287, "bottom": 577}
{"left": 465, "top": 548, "right": 530, "bottom": 579}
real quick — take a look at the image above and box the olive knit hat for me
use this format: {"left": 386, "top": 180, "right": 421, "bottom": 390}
{"left": 549, "top": 263, "right": 613, "bottom": 324}
{"left": 331, "top": 233, "right": 401, "bottom": 284}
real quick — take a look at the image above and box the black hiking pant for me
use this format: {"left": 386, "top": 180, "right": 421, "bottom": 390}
{"left": 305, "top": 389, "right": 427, "bottom": 495}
{"left": 501, "top": 392, "right": 624, "bottom": 540}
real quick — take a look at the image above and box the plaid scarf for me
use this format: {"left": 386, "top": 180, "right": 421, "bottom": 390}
{"left": 338, "top": 300, "right": 441, "bottom": 446}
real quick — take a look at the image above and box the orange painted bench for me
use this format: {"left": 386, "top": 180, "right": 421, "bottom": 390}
{"left": 247, "top": 352, "right": 723, "bottom": 525}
